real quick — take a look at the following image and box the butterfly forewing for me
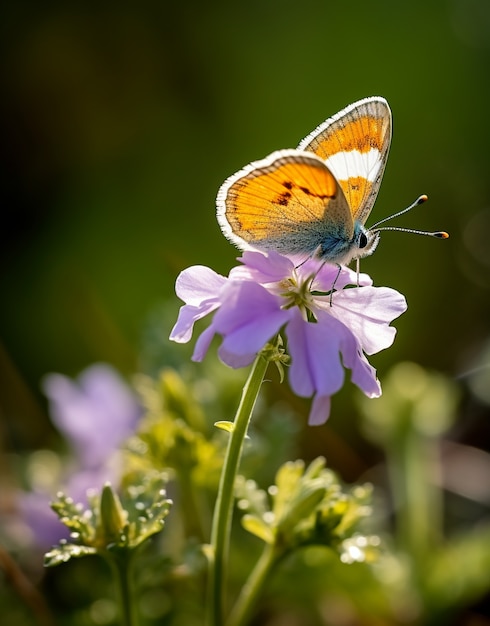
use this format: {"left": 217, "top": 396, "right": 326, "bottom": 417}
{"left": 217, "top": 149, "right": 354, "bottom": 256}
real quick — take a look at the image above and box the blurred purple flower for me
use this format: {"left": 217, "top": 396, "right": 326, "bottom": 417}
{"left": 18, "top": 492, "right": 69, "bottom": 550}
{"left": 170, "top": 250, "right": 407, "bottom": 425}
{"left": 18, "top": 364, "right": 140, "bottom": 549}
{"left": 43, "top": 364, "right": 140, "bottom": 469}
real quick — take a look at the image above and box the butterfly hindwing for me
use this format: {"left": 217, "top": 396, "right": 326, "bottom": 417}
{"left": 298, "top": 96, "right": 392, "bottom": 225}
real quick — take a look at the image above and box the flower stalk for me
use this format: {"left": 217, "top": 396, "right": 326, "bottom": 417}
{"left": 107, "top": 550, "right": 137, "bottom": 626}
{"left": 227, "top": 542, "right": 280, "bottom": 626}
{"left": 206, "top": 353, "right": 269, "bottom": 626}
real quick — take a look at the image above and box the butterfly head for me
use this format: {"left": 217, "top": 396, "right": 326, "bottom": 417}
{"left": 356, "top": 224, "right": 380, "bottom": 260}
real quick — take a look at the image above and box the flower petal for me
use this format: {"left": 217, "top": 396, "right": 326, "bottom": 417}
{"left": 286, "top": 309, "right": 346, "bottom": 399}
{"left": 218, "top": 345, "right": 257, "bottom": 368}
{"left": 308, "top": 394, "right": 332, "bottom": 426}
{"left": 230, "top": 250, "right": 295, "bottom": 284}
{"left": 293, "top": 262, "right": 373, "bottom": 293}
{"left": 170, "top": 301, "right": 220, "bottom": 343}
{"left": 330, "top": 286, "right": 407, "bottom": 354}
{"left": 214, "top": 281, "right": 290, "bottom": 357}
{"left": 340, "top": 334, "right": 382, "bottom": 398}
{"left": 192, "top": 323, "right": 217, "bottom": 362}
{"left": 352, "top": 353, "right": 381, "bottom": 398}
{"left": 175, "top": 265, "right": 227, "bottom": 304}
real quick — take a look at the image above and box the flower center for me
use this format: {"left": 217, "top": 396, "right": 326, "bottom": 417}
{"left": 278, "top": 272, "right": 318, "bottom": 321}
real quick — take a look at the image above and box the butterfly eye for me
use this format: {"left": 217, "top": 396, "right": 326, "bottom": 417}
{"left": 358, "top": 232, "right": 368, "bottom": 249}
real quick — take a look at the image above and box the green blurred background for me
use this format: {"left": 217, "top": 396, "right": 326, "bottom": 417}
{"left": 1, "top": 0, "right": 489, "bottom": 455}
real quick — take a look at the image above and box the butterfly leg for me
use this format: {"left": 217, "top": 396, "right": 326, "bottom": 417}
{"left": 329, "top": 263, "right": 342, "bottom": 307}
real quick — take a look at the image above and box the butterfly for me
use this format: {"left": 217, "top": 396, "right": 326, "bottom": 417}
{"left": 217, "top": 96, "right": 447, "bottom": 266}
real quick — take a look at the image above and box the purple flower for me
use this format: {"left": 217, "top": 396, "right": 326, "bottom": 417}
{"left": 170, "top": 251, "right": 407, "bottom": 425}
{"left": 18, "top": 364, "right": 140, "bottom": 549}
{"left": 42, "top": 364, "right": 140, "bottom": 469}
{"left": 17, "top": 492, "right": 68, "bottom": 550}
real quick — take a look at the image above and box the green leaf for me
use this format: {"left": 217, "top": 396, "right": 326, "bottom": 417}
{"left": 241, "top": 514, "right": 275, "bottom": 544}
{"left": 272, "top": 460, "right": 306, "bottom": 521}
{"left": 276, "top": 484, "right": 327, "bottom": 537}
{"left": 44, "top": 542, "right": 96, "bottom": 568}
{"left": 121, "top": 472, "right": 173, "bottom": 547}
{"left": 214, "top": 420, "right": 235, "bottom": 433}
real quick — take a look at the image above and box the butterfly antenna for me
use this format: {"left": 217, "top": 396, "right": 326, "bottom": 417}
{"left": 373, "top": 226, "right": 449, "bottom": 238}
{"left": 370, "top": 194, "right": 449, "bottom": 239}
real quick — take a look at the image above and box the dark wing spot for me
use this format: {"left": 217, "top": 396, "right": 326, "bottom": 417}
{"left": 276, "top": 191, "right": 292, "bottom": 206}
{"left": 275, "top": 184, "right": 336, "bottom": 206}
{"left": 299, "top": 186, "right": 312, "bottom": 195}
{"left": 300, "top": 185, "right": 335, "bottom": 200}
{"left": 282, "top": 181, "right": 294, "bottom": 190}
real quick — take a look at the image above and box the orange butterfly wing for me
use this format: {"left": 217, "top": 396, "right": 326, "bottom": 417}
{"left": 217, "top": 149, "right": 354, "bottom": 257}
{"left": 298, "top": 96, "right": 392, "bottom": 225}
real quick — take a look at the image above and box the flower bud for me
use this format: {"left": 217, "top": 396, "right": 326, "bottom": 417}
{"left": 99, "top": 483, "right": 128, "bottom": 547}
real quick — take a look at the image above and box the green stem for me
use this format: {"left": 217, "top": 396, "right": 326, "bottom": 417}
{"left": 108, "top": 550, "right": 137, "bottom": 626}
{"left": 227, "top": 543, "right": 280, "bottom": 626}
{"left": 388, "top": 422, "right": 442, "bottom": 566}
{"left": 206, "top": 354, "right": 269, "bottom": 626}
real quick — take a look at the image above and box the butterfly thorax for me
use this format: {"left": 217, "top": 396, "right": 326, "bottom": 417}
{"left": 317, "top": 221, "right": 380, "bottom": 265}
